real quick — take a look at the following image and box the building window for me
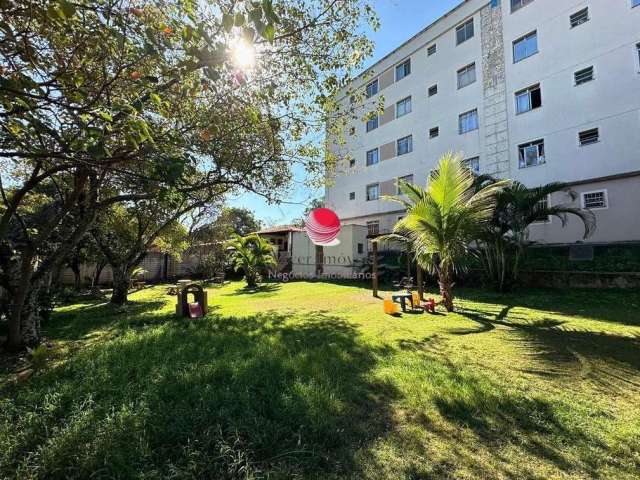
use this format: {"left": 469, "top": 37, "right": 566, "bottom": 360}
{"left": 428, "top": 84, "right": 438, "bottom": 97}
{"left": 365, "top": 79, "right": 378, "bottom": 98}
{"left": 511, "top": 0, "right": 534, "bottom": 13}
{"left": 397, "top": 135, "right": 413, "bottom": 156}
{"left": 532, "top": 195, "right": 551, "bottom": 223}
{"left": 349, "top": 158, "right": 356, "bottom": 168}
{"left": 459, "top": 109, "right": 479, "bottom": 134}
{"left": 456, "top": 18, "right": 474, "bottom": 45}
{"left": 570, "top": 8, "right": 589, "bottom": 28}
{"left": 429, "top": 127, "right": 439, "bottom": 139}
{"left": 427, "top": 44, "right": 437, "bottom": 56}
{"left": 574, "top": 66, "right": 594, "bottom": 85}
{"left": 579, "top": 128, "right": 600, "bottom": 146}
{"left": 366, "top": 184, "right": 379, "bottom": 201}
{"left": 349, "top": 192, "right": 355, "bottom": 200}
{"left": 463, "top": 156, "right": 480, "bottom": 174}
{"left": 396, "top": 96, "right": 412, "bottom": 118}
{"left": 395, "top": 59, "right": 411, "bottom": 81}
{"left": 513, "top": 31, "right": 538, "bottom": 62}
{"left": 457, "top": 63, "right": 476, "bottom": 89}
{"left": 397, "top": 174, "right": 414, "bottom": 194}
{"left": 515, "top": 84, "right": 542, "bottom": 114}
{"left": 366, "top": 115, "right": 378, "bottom": 132}
{"left": 636, "top": 43, "right": 640, "bottom": 69}
{"left": 582, "top": 190, "right": 607, "bottom": 209}
{"left": 518, "top": 139, "right": 545, "bottom": 168}
{"left": 366, "top": 148, "right": 379, "bottom": 166}
{"left": 357, "top": 243, "right": 364, "bottom": 254}
{"left": 367, "top": 220, "right": 380, "bottom": 235}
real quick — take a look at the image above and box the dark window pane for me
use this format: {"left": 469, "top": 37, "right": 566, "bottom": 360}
{"left": 530, "top": 87, "right": 542, "bottom": 108}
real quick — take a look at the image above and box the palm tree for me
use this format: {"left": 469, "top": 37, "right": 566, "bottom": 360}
{"left": 476, "top": 179, "right": 596, "bottom": 291}
{"left": 380, "top": 153, "right": 507, "bottom": 311}
{"left": 225, "top": 233, "right": 277, "bottom": 288}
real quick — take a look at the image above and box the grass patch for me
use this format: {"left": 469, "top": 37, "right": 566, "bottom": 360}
{"left": 1, "top": 281, "right": 640, "bottom": 479}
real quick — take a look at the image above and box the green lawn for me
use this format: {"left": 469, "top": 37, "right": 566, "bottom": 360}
{"left": 2, "top": 281, "right": 640, "bottom": 479}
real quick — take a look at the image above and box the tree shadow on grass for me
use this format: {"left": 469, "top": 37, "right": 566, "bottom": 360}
{"left": 457, "top": 287, "right": 640, "bottom": 327}
{"left": 427, "top": 367, "right": 623, "bottom": 479}
{"left": 1, "top": 310, "right": 399, "bottom": 479}
{"left": 456, "top": 307, "right": 640, "bottom": 394}
{"left": 222, "top": 282, "right": 282, "bottom": 297}
{"left": 45, "top": 298, "right": 169, "bottom": 341}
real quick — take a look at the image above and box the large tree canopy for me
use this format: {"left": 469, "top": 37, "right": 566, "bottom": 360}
{"left": 0, "top": 0, "right": 376, "bottom": 348}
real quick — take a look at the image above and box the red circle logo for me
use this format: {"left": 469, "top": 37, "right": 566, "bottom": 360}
{"left": 305, "top": 208, "right": 341, "bottom": 246}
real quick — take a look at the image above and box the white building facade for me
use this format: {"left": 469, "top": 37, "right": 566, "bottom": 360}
{"left": 326, "top": 0, "right": 640, "bottom": 246}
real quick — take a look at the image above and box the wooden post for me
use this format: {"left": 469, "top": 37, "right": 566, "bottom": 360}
{"left": 372, "top": 240, "right": 378, "bottom": 297}
{"left": 417, "top": 265, "right": 424, "bottom": 301}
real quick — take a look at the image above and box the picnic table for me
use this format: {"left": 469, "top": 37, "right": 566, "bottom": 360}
{"left": 392, "top": 293, "right": 414, "bottom": 312}
{"left": 167, "top": 279, "right": 193, "bottom": 295}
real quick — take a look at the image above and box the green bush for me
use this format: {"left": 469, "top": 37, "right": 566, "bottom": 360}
{"left": 28, "top": 345, "right": 49, "bottom": 371}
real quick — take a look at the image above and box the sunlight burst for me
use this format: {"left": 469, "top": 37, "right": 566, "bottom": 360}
{"left": 230, "top": 38, "right": 256, "bottom": 71}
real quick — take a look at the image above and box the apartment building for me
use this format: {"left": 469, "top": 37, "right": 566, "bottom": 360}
{"left": 325, "top": 0, "right": 640, "bottom": 246}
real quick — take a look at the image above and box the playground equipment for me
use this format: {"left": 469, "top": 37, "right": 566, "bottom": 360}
{"left": 175, "top": 283, "right": 208, "bottom": 318}
{"left": 383, "top": 297, "right": 401, "bottom": 315}
{"left": 423, "top": 298, "right": 436, "bottom": 313}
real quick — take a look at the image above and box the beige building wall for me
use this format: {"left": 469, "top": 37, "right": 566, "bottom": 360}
{"left": 326, "top": 0, "right": 640, "bottom": 247}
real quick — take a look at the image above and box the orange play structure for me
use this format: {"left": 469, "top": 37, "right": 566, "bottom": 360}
{"left": 383, "top": 298, "right": 400, "bottom": 315}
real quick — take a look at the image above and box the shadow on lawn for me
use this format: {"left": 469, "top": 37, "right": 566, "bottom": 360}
{"left": 427, "top": 365, "right": 624, "bottom": 479}
{"left": 45, "top": 298, "right": 169, "bottom": 340}
{"left": 1, "top": 309, "right": 399, "bottom": 479}
{"left": 456, "top": 306, "right": 640, "bottom": 394}
{"left": 222, "top": 282, "right": 282, "bottom": 297}
{"left": 457, "top": 288, "right": 640, "bottom": 327}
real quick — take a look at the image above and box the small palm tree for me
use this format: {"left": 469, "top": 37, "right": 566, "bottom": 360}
{"left": 225, "top": 233, "right": 277, "bottom": 288}
{"left": 381, "top": 153, "right": 507, "bottom": 311}
{"left": 476, "top": 179, "right": 596, "bottom": 291}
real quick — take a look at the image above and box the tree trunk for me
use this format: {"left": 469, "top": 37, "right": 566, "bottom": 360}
{"left": 7, "top": 280, "right": 44, "bottom": 350}
{"left": 438, "top": 270, "right": 455, "bottom": 312}
{"left": 71, "top": 264, "right": 81, "bottom": 291}
{"left": 93, "top": 260, "right": 106, "bottom": 287}
{"left": 110, "top": 266, "right": 131, "bottom": 305}
{"left": 6, "top": 251, "right": 37, "bottom": 350}
{"left": 18, "top": 284, "right": 42, "bottom": 346}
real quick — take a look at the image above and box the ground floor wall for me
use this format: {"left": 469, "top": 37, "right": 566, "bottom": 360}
{"left": 338, "top": 173, "right": 640, "bottom": 246}
{"left": 59, "top": 249, "right": 215, "bottom": 286}
{"left": 527, "top": 174, "right": 640, "bottom": 245}
{"left": 288, "top": 225, "right": 369, "bottom": 277}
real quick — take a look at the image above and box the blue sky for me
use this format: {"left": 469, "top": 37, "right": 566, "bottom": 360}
{"left": 228, "top": 0, "right": 462, "bottom": 226}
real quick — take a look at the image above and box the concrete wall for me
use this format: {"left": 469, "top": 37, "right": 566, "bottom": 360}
{"left": 59, "top": 249, "right": 215, "bottom": 286}
{"left": 528, "top": 175, "right": 640, "bottom": 244}
{"left": 289, "top": 225, "right": 369, "bottom": 276}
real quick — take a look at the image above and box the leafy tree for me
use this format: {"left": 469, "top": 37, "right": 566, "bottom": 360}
{"left": 296, "top": 197, "right": 324, "bottom": 226}
{"left": 475, "top": 179, "right": 596, "bottom": 291}
{"left": 192, "top": 207, "right": 262, "bottom": 243}
{"left": 382, "top": 154, "right": 507, "bottom": 312}
{"left": 93, "top": 202, "right": 189, "bottom": 305}
{"left": 61, "top": 231, "right": 110, "bottom": 291}
{"left": 225, "top": 233, "right": 276, "bottom": 288}
{"left": 0, "top": 0, "right": 376, "bottom": 348}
